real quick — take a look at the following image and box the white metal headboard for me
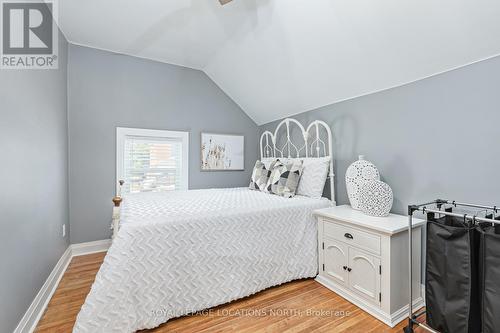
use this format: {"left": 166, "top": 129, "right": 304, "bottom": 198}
{"left": 260, "top": 118, "right": 335, "bottom": 203}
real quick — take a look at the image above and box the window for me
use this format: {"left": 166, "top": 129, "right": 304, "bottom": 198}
{"left": 116, "top": 127, "right": 189, "bottom": 194}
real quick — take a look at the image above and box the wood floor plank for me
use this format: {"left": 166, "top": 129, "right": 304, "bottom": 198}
{"left": 36, "top": 252, "right": 424, "bottom": 333}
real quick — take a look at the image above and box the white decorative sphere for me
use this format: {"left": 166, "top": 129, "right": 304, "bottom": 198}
{"left": 359, "top": 180, "right": 393, "bottom": 217}
{"left": 345, "top": 155, "right": 380, "bottom": 210}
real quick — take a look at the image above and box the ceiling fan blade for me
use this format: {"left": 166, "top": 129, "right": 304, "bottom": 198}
{"left": 219, "top": 0, "right": 233, "bottom": 5}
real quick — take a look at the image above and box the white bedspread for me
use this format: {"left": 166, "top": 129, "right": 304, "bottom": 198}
{"left": 73, "top": 187, "right": 331, "bottom": 332}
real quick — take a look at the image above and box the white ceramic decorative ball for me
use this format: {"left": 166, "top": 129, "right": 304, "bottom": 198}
{"left": 345, "top": 155, "right": 380, "bottom": 210}
{"left": 359, "top": 180, "right": 394, "bottom": 217}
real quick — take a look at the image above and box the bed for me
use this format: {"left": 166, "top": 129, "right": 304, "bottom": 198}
{"left": 74, "top": 118, "right": 336, "bottom": 332}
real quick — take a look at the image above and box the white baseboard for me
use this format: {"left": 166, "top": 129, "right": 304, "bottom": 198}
{"left": 13, "top": 247, "right": 72, "bottom": 333}
{"left": 71, "top": 239, "right": 112, "bottom": 257}
{"left": 14, "top": 239, "right": 112, "bottom": 333}
{"left": 391, "top": 298, "right": 426, "bottom": 327}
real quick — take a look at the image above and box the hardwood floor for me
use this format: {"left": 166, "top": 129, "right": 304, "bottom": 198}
{"left": 35, "top": 252, "right": 425, "bottom": 333}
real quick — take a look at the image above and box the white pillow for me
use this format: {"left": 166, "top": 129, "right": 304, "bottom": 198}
{"left": 296, "top": 157, "right": 331, "bottom": 198}
{"left": 261, "top": 157, "right": 330, "bottom": 198}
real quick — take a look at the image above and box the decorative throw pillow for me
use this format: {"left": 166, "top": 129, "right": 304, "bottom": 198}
{"left": 266, "top": 160, "right": 304, "bottom": 198}
{"left": 296, "top": 157, "right": 331, "bottom": 198}
{"left": 249, "top": 160, "right": 274, "bottom": 191}
{"left": 261, "top": 157, "right": 278, "bottom": 170}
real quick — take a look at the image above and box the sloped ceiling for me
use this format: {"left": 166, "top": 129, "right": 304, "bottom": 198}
{"left": 59, "top": 0, "right": 500, "bottom": 125}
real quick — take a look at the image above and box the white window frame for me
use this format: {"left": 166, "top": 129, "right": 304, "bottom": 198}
{"left": 116, "top": 127, "right": 189, "bottom": 194}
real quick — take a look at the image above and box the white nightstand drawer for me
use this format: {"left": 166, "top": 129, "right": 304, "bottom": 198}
{"left": 323, "top": 218, "right": 381, "bottom": 255}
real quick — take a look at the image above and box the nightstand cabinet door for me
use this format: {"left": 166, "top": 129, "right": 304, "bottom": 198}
{"left": 348, "top": 247, "right": 381, "bottom": 305}
{"left": 323, "top": 239, "right": 348, "bottom": 287}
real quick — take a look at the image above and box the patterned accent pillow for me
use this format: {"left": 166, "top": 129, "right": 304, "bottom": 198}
{"left": 249, "top": 160, "right": 275, "bottom": 191}
{"left": 266, "top": 160, "right": 304, "bottom": 198}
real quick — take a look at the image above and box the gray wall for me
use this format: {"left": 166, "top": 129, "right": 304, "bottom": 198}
{"left": 68, "top": 45, "right": 259, "bottom": 244}
{"left": 260, "top": 55, "right": 500, "bottom": 215}
{"left": 0, "top": 34, "right": 69, "bottom": 332}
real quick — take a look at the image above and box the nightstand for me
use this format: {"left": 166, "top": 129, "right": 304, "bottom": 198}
{"left": 314, "top": 205, "right": 425, "bottom": 327}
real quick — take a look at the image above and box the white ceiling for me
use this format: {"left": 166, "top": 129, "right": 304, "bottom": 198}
{"left": 59, "top": 0, "right": 500, "bottom": 125}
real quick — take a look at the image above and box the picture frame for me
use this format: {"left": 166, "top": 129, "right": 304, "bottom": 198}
{"left": 201, "top": 133, "right": 245, "bottom": 171}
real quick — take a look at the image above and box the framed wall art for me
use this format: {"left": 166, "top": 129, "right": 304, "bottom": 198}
{"left": 201, "top": 133, "right": 244, "bottom": 171}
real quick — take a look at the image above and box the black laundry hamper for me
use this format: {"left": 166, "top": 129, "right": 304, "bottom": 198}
{"left": 425, "top": 212, "right": 481, "bottom": 333}
{"left": 477, "top": 223, "right": 500, "bottom": 333}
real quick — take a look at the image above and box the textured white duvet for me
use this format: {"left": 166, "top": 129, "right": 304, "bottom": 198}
{"left": 73, "top": 188, "right": 331, "bottom": 332}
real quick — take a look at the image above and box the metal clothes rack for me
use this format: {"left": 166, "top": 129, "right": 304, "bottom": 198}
{"left": 404, "top": 199, "right": 500, "bottom": 333}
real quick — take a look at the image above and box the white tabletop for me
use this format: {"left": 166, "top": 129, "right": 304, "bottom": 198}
{"left": 314, "top": 205, "right": 425, "bottom": 235}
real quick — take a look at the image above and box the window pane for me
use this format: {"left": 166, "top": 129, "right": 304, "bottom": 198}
{"left": 123, "top": 136, "right": 183, "bottom": 194}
